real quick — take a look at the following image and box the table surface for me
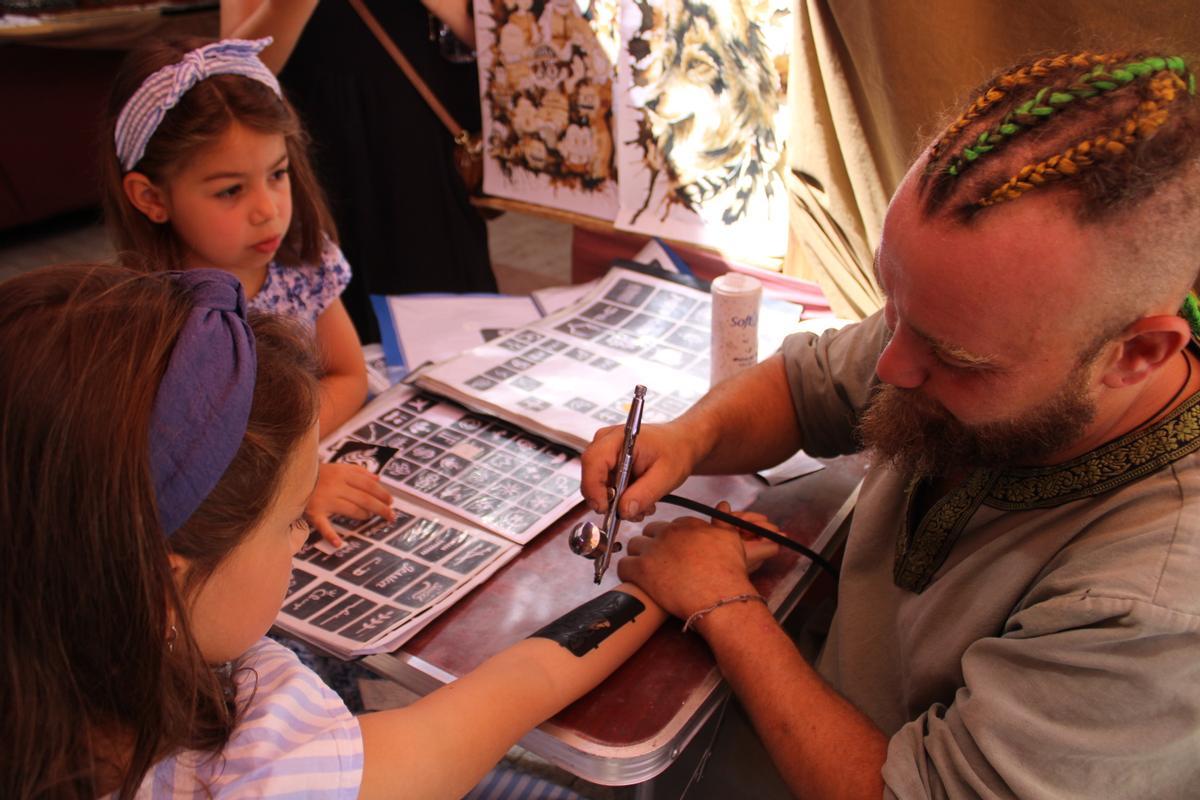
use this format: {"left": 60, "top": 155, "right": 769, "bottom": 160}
{"left": 363, "top": 455, "right": 867, "bottom": 785}
{"left": 0, "top": 2, "right": 215, "bottom": 47}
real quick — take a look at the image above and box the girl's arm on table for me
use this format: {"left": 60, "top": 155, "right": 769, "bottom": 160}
{"left": 314, "top": 299, "right": 368, "bottom": 436}
{"left": 307, "top": 300, "right": 383, "bottom": 548}
{"left": 220, "top": 0, "right": 320, "bottom": 73}
{"left": 357, "top": 584, "right": 666, "bottom": 800}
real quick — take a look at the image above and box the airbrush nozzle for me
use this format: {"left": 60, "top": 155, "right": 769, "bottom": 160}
{"left": 570, "top": 385, "right": 646, "bottom": 583}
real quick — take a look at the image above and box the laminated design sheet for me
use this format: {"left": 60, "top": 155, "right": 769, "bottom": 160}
{"left": 323, "top": 384, "right": 583, "bottom": 544}
{"left": 275, "top": 500, "right": 519, "bottom": 659}
{"left": 363, "top": 342, "right": 403, "bottom": 396}
{"left": 416, "top": 267, "right": 801, "bottom": 451}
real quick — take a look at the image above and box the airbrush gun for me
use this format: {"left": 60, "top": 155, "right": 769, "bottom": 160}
{"left": 569, "top": 384, "right": 646, "bottom": 583}
{"left": 568, "top": 385, "right": 840, "bottom": 585}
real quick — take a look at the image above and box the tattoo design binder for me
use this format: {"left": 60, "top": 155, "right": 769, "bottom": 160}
{"left": 413, "top": 266, "right": 802, "bottom": 451}
{"left": 276, "top": 385, "right": 585, "bottom": 659}
{"left": 277, "top": 266, "right": 802, "bottom": 659}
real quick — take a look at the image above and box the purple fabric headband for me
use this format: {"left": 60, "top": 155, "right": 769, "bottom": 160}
{"left": 150, "top": 269, "right": 257, "bottom": 535}
{"left": 115, "top": 37, "right": 282, "bottom": 172}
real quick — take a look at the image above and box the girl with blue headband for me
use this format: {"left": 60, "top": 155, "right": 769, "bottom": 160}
{"left": 99, "top": 36, "right": 392, "bottom": 548}
{"left": 0, "top": 265, "right": 693, "bottom": 797}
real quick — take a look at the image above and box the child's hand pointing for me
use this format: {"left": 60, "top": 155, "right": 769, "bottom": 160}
{"left": 305, "top": 462, "right": 394, "bottom": 547}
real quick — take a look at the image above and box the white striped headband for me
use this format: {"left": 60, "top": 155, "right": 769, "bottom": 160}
{"left": 114, "top": 37, "right": 282, "bottom": 173}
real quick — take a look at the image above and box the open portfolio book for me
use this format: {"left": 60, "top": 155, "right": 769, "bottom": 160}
{"left": 274, "top": 265, "right": 804, "bottom": 659}
{"left": 414, "top": 266, "right": 804, "bottom": 451}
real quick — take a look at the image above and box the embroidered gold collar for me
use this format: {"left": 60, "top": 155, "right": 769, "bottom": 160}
{"left": 893, "top": 389, "right": 1200, "bottom": 592}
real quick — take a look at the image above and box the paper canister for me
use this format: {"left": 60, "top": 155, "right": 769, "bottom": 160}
{"left": 710, "top": 273, "right": 762, "bottom": 387}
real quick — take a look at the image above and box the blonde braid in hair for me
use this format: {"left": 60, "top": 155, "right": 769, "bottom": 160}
{"left": 928, "top": 52, "right": 1115, "bottom": 159}
{"left": 977, "top": 64, "right": 1193, "bottom": 208}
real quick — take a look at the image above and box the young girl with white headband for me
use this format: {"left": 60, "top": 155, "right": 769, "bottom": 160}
{"left": 0, "top": 264, "right": 693, "bottom": 797}
{"left": 99, "top": 36, "right": 391, "bottom": 546}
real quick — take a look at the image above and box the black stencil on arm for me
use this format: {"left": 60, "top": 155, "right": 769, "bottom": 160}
{"left": 529, "top": 590, "right": 646, "bottom": 656}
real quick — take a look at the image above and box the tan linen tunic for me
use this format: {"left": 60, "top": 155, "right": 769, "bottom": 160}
{"left": 782, "top": 313, "right": 1200, "bottom": 799}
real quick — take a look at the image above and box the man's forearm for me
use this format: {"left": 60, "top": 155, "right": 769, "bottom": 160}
{"left": 696, "top": 599, "right": 888, "bottom": 798}
{"left": 683, "top": 353, "right": 805, "bottom": 476}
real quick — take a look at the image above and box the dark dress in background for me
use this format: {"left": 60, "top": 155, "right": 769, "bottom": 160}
{"left": 281, "top": 1, "right": 496, "bottom": 343}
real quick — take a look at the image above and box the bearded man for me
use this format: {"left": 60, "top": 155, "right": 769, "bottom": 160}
{"left": 582, "top": 51, "right": 1200, "bottom": 798}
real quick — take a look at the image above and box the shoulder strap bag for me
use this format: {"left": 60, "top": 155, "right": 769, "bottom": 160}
{"left": 346, "top": 0, "right": 485, "bottom": 195}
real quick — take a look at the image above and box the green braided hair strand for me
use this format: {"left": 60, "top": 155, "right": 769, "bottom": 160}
{"left": 943, "top": 55, "right": 1195, "bottom": 179}
{"left": 928, "top": 52, "right": 1113, "bottom": 160}
{"left": 976, "top": 68, "right": 1192, "bottom": 208}
{"left": 1181, "top": 292, "right": 1200, "bottom": 340}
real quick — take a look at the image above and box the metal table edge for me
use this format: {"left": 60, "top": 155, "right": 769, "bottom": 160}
{"left": 362, "top": 479, "right": 863, "bottom": 785}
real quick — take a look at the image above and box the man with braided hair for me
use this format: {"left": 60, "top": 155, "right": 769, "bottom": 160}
{"left": 582, "top": 51, "right": 1200, "bottom": 798}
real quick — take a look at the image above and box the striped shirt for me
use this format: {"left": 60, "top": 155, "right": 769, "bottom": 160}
{"left": 129, "top": 638, "right": 363, "bottom": 798}
{"left": 465, "top": 765, "right": 587, "bottom": 800}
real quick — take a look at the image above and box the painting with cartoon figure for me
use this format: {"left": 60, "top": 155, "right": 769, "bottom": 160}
{"left": 614, "top": 0, "right": 791, "bottom": 259}
{"left": 475, "top": 0, "right": 620, "bottom": 219}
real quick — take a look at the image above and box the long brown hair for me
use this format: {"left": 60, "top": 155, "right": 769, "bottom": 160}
{"left": 0, "top": 265, "right": 320, "bottom": 798}
{"left": 99, "top": 36, "right": 337, "bottom": 271}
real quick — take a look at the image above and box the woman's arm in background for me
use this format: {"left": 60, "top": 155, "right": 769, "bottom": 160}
{"left": 421, "top": 0, "right": 476, "bottom": 49}
{"left": 220, "top": 0, "right": 320, "bottom": 73}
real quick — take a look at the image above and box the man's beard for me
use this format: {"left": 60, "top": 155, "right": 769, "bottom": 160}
{"left": 857, "top": 372, "right": 1097, "bottom": 477}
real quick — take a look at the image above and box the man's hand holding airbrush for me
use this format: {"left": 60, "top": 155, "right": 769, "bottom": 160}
{"left": 581, "top": 418, "right": 707, "bottom": 522}
{"left": 581, "top": 353, "right": 803, "bottom": 522}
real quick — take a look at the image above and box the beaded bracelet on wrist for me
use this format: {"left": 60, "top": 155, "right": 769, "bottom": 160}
{"left": 681, "top": 593, "right": 767, "bottom": 633}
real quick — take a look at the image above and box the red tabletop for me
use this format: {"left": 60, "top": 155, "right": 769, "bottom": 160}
{"left": 363, "top": 455, "right": 866, "bottom": 783}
